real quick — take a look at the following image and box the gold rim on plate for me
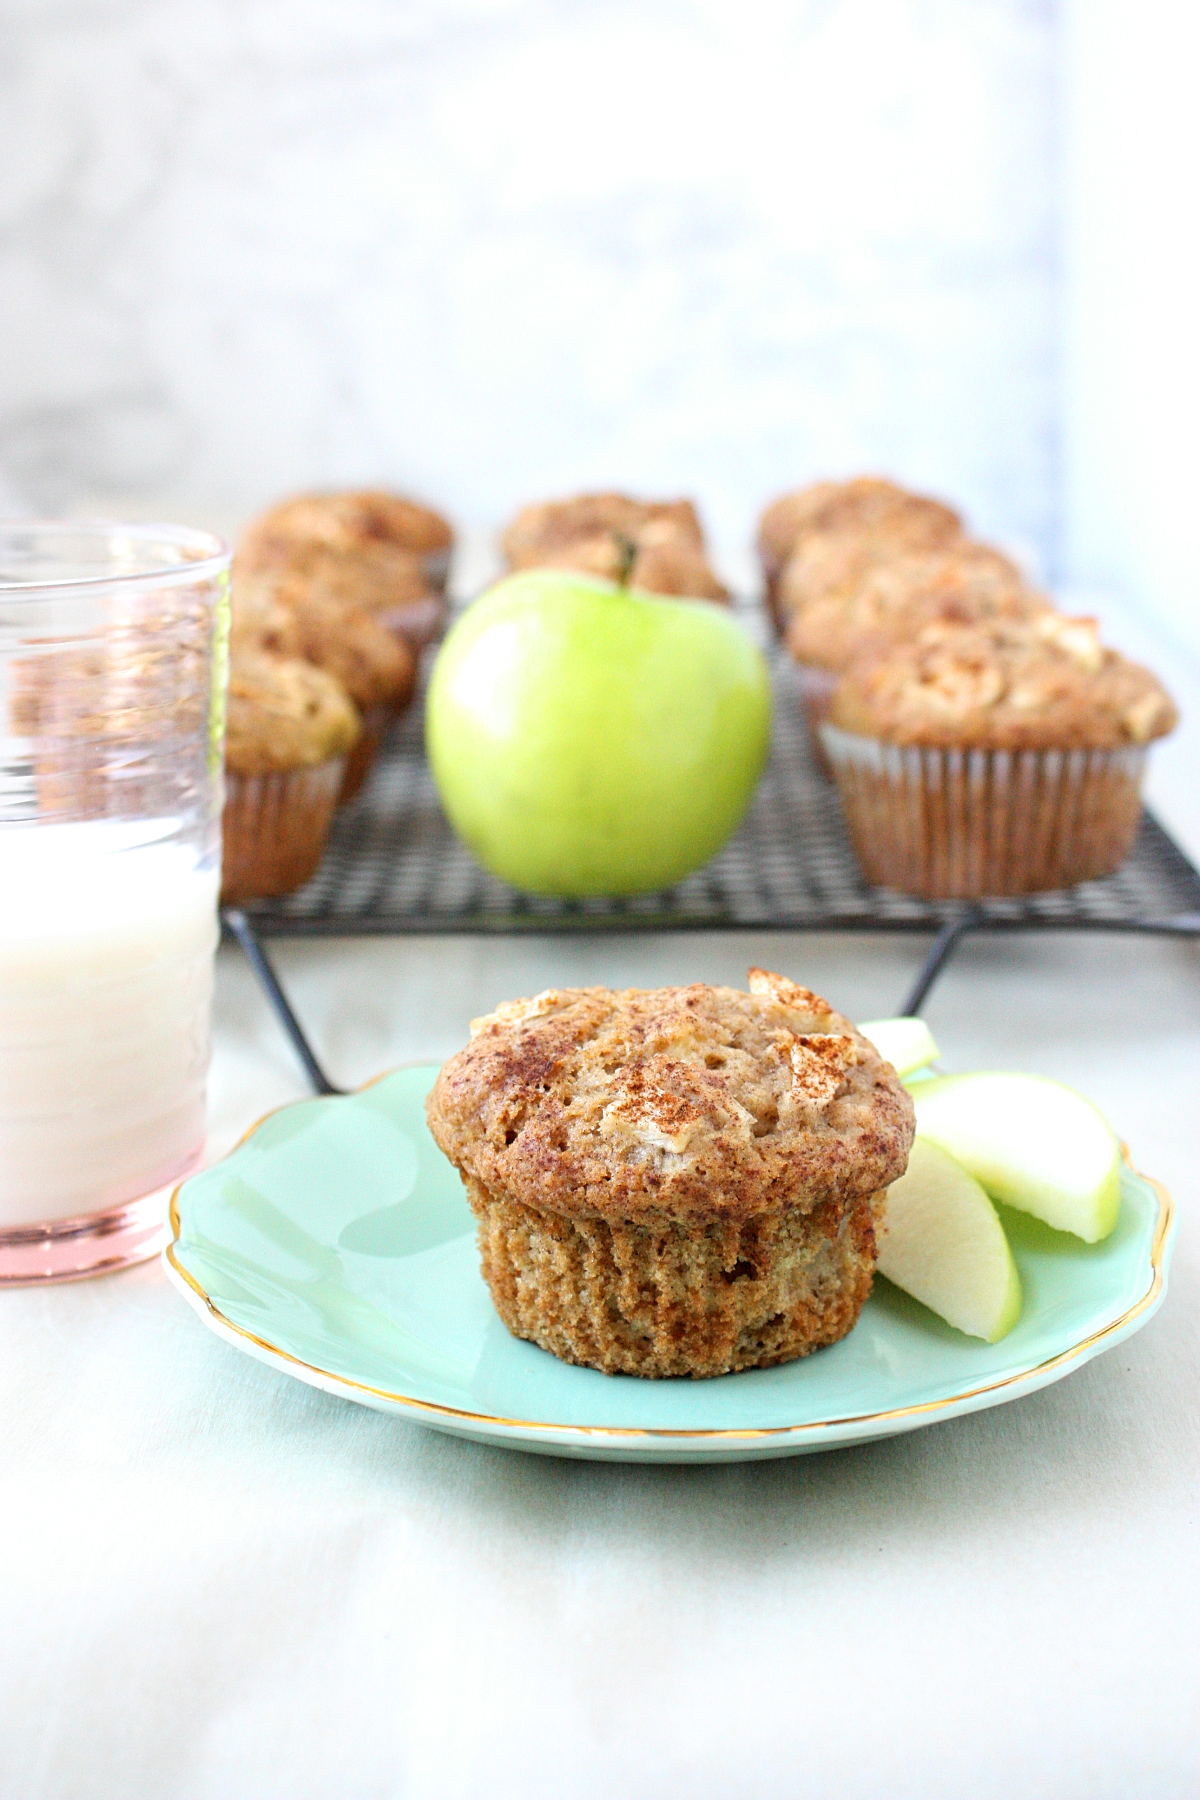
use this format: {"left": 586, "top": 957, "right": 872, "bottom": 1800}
{"left": 165, "top": 1083, "right": 1175, "bottom": 1443}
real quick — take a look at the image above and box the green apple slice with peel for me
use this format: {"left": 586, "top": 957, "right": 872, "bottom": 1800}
{"left": 858, "top": 1016, "right": 940, "bottom": 1078}
{"left": 912, "top": 1072, "right": 1121, "bottom": 1243}
{"left": 876, "top": 1139, "right": 1023, "bottom": 1341}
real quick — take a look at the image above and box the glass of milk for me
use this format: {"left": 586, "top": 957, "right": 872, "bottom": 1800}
{"left": 0, "top": 522, "right": 231, "bottom": 1282}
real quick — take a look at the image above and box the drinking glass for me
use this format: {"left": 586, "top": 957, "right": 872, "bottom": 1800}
{"left": 0, "top": 522, "right": 230, "bottom": 1282}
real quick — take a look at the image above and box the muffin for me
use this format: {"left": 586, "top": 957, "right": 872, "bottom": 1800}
{"left": 502, "top": 491, "right": 729, "bottom": 603}
{"left": 783, "top": 542, "right": 1047, "bottom": 747}
{"left": 221, "top": 649, "right": 361, "bottom": 903}
{"left": 822, "top": 614, "right": 1178, "bottom": 897}
{"left": 239, "top": 487, "right": 453, "bottom": 576}
{"left": 426, "top": 970, "right": 914, "bottom": 1378}
{"left": 503, "top": 492, "right": 705, "bottom": 565}
{"left": 758, "top": 477, "right": 963, "bottom": 623}
{"left": 233, "top": 575, "right": 416, "bottom": 799}
{"left": 236, "top": 491, "right": 451, "bottom": 649}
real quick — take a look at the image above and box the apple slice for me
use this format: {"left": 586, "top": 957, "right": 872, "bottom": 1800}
{"left": 858, "top": 1016, "right": 940, "bottom": 1079}
{"left": 912, "top": 1072, "right": 1121, "bottom": 1243}
{"left": 876, "top": 1139, "right": 1023, "bottom": 1341}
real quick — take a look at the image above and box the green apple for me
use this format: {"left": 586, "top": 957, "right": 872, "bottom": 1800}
{"left": 857, "top": 1016, "right": 940, "bottom": 1079}
{"left": 876, "top": 1138, "right": 1022, "bottom": 1342}
{"left": 912, "top": 1072, "right": 1122, "bottom": 1242}
{"left": 425, "top": 570, "right": 771, "bottom": 896}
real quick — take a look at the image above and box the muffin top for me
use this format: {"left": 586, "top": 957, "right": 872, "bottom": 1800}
{"left": 235, "top": 534, "right": 435, "bottom": 608}
{"left": 502, "top": 493, "right": 726, "bottom": 601}
{"left": 828, "top": 614, "right": 1178, "bottom": 750}
{"left": 521, "top": 532, "right": 729, "bottom": 602}
{"left": 229, "top": 581, "right": 301, "bottom": 659}
{"left": 232, "top": 576, "right": 415, "bottom": 712}
{"left": 425, "top": 970, "right": 914, "bottom": 1225}
{"left": 758, "top": 477, "right": 961, "bottom": 574}
{"left": 237, "top": 490, "right": 453, "bottom": 568}
{"left": 503, "top": 492, "right": 706, "bottom": 569}
{"left": 282, "top": 593, "right": 415, "bottom": 712}
{"left": 629, "top": 523, "right": 729, "bottom": 602}
{"left": 785, "top": 543, "right": 1042, "bottom": 672}
{"left": 224, "top": 649, "right": 361, "bottom": 775}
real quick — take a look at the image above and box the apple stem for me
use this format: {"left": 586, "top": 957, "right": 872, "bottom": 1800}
{"left": 613, "top": 531, "right": 637, "bottom": 587}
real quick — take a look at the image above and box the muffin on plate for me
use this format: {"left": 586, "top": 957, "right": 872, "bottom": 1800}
{"left": 426, "top": 970, "right": 914, "bottom": 1378}
{"left": 501, "top": 491, "right": 729, "bottom": 603}
{"left": 821, "top": 614, "right": 1178, "bottom": 898}
{"left": 233, "top": 575, "right": 416, "bottom": 800}
{"left": 221, "top": 649, "right": 360, "bottom": 903}
{"left": 758, "top": 476, "right": 962, "bottom": 623}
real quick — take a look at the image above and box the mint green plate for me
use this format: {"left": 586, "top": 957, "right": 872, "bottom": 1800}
{"left": 164, "top": 1066, "right": 1176, "bottom": 1462}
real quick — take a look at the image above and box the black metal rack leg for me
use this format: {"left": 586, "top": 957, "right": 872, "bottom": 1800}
{"left": 222, "top": 910, "right": 345, "bottom": 1096}
{"left": 899, "top": 910, "right": 981, "bottom": 1017}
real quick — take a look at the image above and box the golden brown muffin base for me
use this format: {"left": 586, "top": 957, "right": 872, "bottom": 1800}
{"left": 468, "top": 1176, "right": 878, "bottom": 1378}
{"left": 821, "top": 725, "right": 1148, "bottom": 898}
{"left": 220, "top": 760, "right": 344, "bottom": 902}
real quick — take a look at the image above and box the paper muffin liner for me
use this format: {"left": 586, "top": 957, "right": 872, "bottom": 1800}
{"left": 220, "top": 759, "right": 345, "bottom": 903}
{"left": 819, "top": 723, "right": 1149, "bottom": 899}
{"left": 337, "top": 704, "right": 390, "bottom": 804}
{"left": 466, "top": 1176, "right": 877, "bottom": 1379}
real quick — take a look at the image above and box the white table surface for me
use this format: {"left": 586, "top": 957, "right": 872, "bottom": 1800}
{"left": 3, "top": 926, "right": 1199, "bottom": 1800}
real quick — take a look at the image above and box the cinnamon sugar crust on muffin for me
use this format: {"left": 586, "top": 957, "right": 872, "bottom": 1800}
{"left": 235, "top": 539, "right": 434, "bottom": 614}
{"left": 758, "top": 477, "right": 962, "bottom": 586}
{"left": 503, "top": 492, "right": 705, "bottom": 564}
{"left": 829, "top": 614, "right": 1178, "bottom": 751}
{"left": 229, "top": 580, "right": 302, "bottom": 659}
{"left": 427, "top": 972, "right": 913, "bottom": 1377}
{"left": 224, "top": 649, "right": 361, "bottom": 775}
{"left": 785, "top": 542, "right": 1043, "bottom": 673}
{"left": 520, "top": 532, "right": 729, "bottom": 601}
{"left": 501, "top": 492, "right": 728, "bottom": 603}
{"left": 427, "top": 975, "right": 912, "bottom": 1226}
{"left": 233, "top": 575, "right": 415, "bottom": 714}
{"left": 238, "top": 490, "right": 452, "bottom": 567}
{"left": 233, "top": 535, "right": 444, "bottom": 654}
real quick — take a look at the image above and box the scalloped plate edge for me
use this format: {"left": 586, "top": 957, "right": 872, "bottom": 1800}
{"left": 162, "top": 1080, "right": 1177, "bottom": 1462}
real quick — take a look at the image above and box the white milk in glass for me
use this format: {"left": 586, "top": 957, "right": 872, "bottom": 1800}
{"left": 0, "top": 823, "right": 219, "bottom": 1224}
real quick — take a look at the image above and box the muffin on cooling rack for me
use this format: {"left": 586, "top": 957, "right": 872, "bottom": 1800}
{"left": 501, "top": 491, "right": 729, "bottom": 602}
{"left": 221, "top": 649, "right": 360, "bottom": 903}
{"left": 822, "top": 613, "right": 1178, "bottom": 898}
{"left": 238, "top": 487, "right": 453, "bottom": 571}
{"left": 236, "top": 490, "right": 452, "bottom": 649}
{"left": 426, "top": 970, "right": 914, "bottom": 1378}
{"left": 757, "top": 476, "right": 963, "bottom": 623}
{"left": 782, "top": 542, "right": 1049, "bottom": 743}
{"left": 233, "top": 575, "right": 416, "bottom": 801}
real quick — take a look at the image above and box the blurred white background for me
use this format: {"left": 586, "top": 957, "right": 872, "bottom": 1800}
{"left": 1, "top": 2, "right": 1196, "bottom": 681}
{"left": 1, "top": 0, "right": 1057, "bottom": 573}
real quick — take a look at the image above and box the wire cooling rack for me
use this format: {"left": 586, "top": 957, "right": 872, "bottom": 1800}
{"left": 224, "top": 604, "right": 1200, "bottom": 1092}
{"left": 240, "top": 630, "right": 1200, "bottom": 938}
